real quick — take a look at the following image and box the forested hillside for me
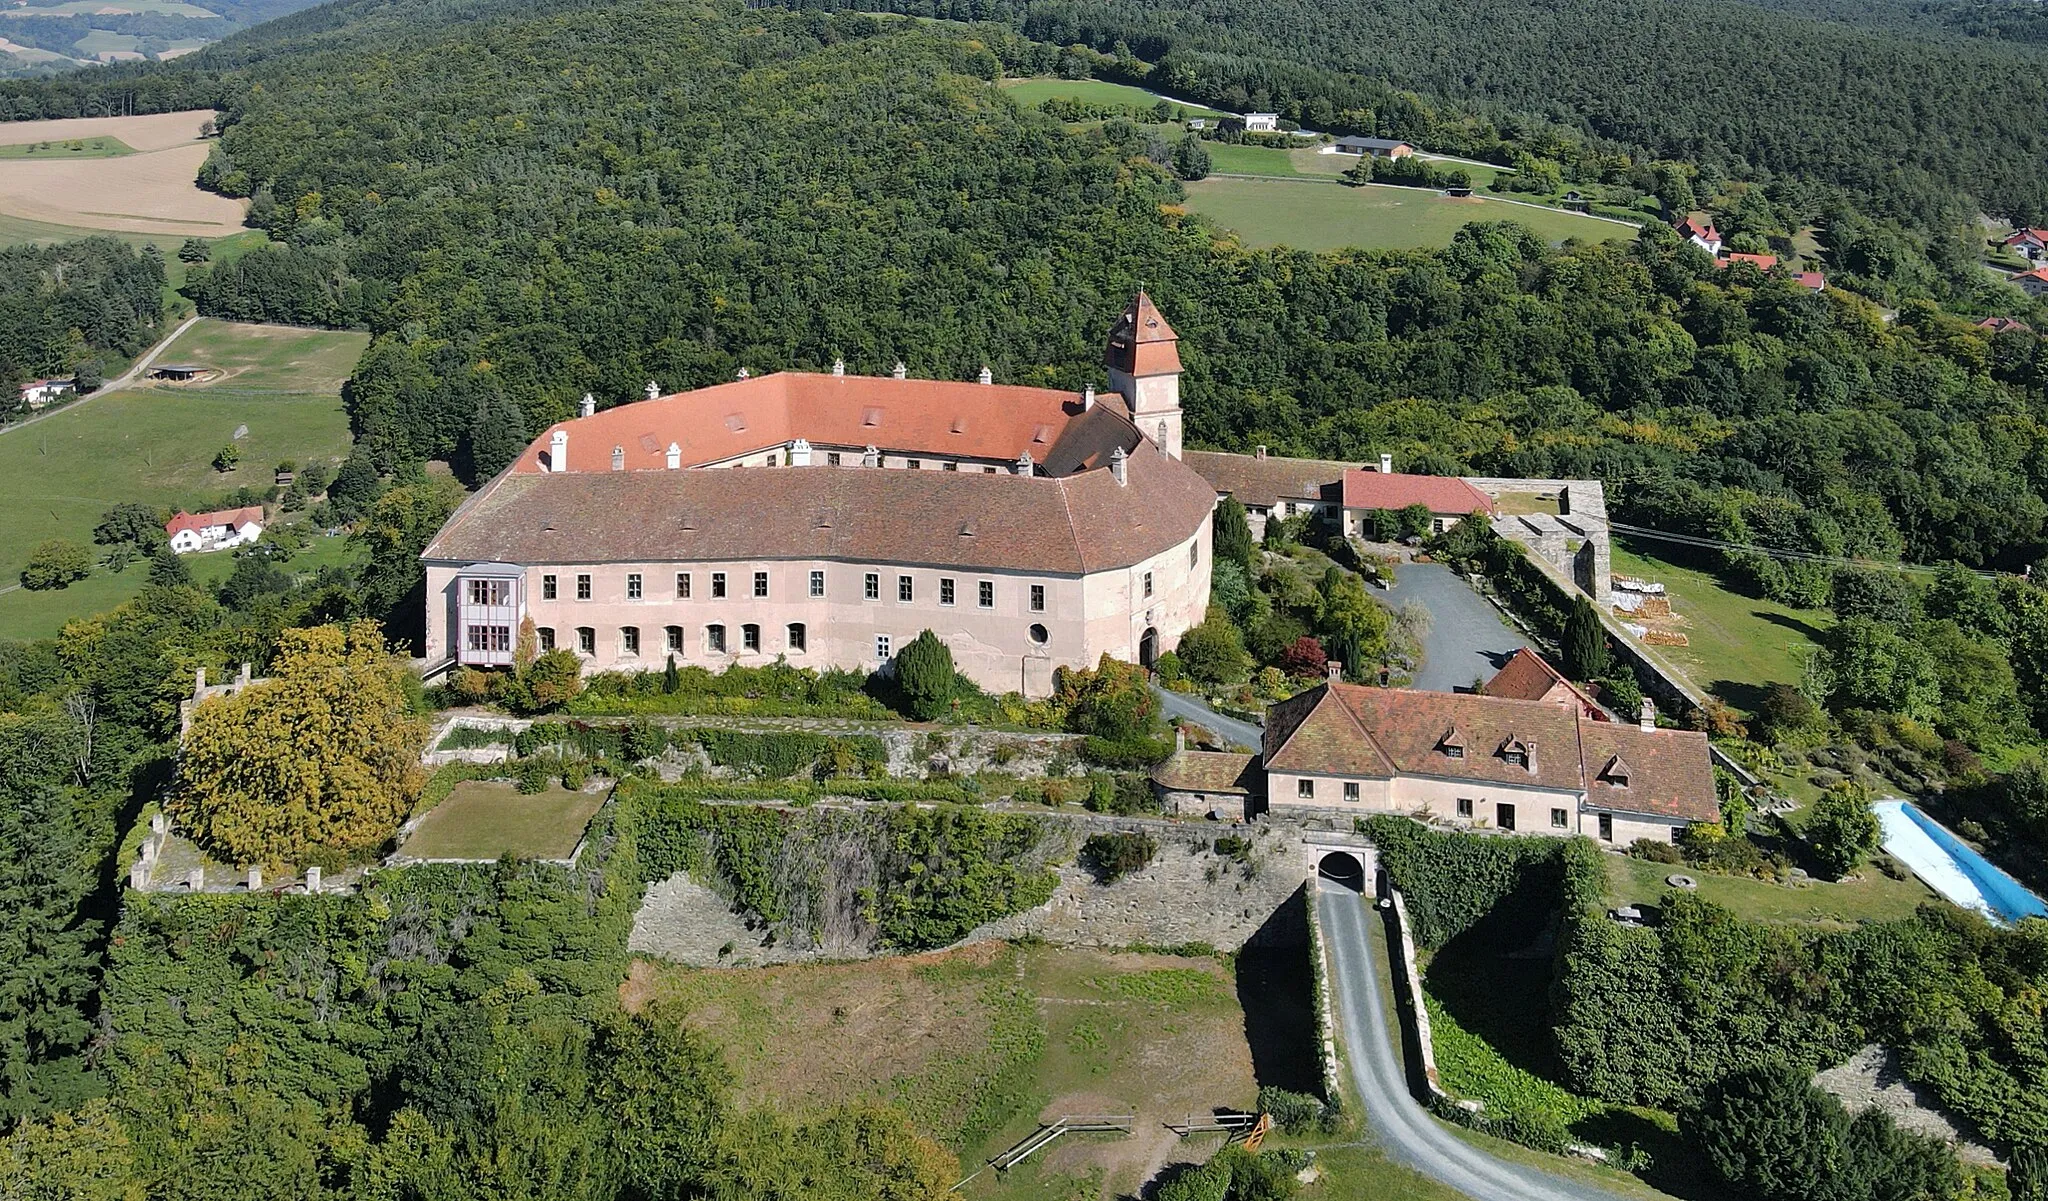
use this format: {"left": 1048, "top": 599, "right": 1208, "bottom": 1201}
{"left": 0, "top": 238, "right": 166, "bottom": 399}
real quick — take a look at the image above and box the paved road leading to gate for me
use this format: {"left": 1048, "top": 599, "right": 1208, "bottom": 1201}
{"left": 1315, "top": 880, "right": 1633, "bottom": 1201}
{"left": 1378, "top": 560, "right": 1533, "bottom": 694}
{"left": 1151, "top": 683, "right": 1265, "bottom": 749}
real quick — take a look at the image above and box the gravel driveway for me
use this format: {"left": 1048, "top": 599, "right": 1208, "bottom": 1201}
{"left": 1379, "top": 560, "right": 1533, "bottom": 693}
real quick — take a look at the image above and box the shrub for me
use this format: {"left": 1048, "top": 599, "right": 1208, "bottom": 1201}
{"left": 1256, "top": 1086, "right": 1326, "bottom": 1133}
{"left": 211, "top": 443, "right": 240, "bottom": 472}
{"left": 1081, "top": 831, "right": 1156, "bottom": 882}
{"left": 1077, "top": 734, "right": 1174, "bottom": 769}
{"left": 19, "top": 539, "right": 91, "bottom": 590}
{"left": 1629, "top": 837, "right": 1684, "bottom": 864}
{"left": 894, "top": 629, "right": 955, "bottom": 720}
{"left": 1806, "top": 782, "right": 1880, "bottom": 879}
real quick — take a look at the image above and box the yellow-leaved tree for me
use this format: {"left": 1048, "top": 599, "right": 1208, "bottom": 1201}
{"left": 170, "top": 620, "right": 429, "bottom": 865}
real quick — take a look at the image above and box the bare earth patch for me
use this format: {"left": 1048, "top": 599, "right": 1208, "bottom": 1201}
{"left": 1815, "top": 1045, "right": 2001, "bottom": 1167}
{"left": 0, "top": 113, "right": 244, "bottom": 237}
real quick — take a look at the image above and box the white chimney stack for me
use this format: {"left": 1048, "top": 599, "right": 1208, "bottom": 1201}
{"left": 665, "top": 442, "right": 681, "bottom": 469}
{"left": 1379, "top": 452, "right": 1394, "bottom": 474}
{"left": 645, "top": 381, "right": 661, "bottom": 401}
{"left": 1639, "top": 698, "right": 1656, "bottom": 732}
{"left": 1083, "top": 385, "right": 1096, "bottom": 411}
{"left": 788, "top": 438, "right": 812, "bottom": 467}
{"left": 736, "top": 367, "right": 750, "bottom": 380}
{"left": 978, "top": 365, "right": 993, "bottom": 385}
{"left": 832, "top": 357, "right": 845, "bottom": 377}
{"left": 549, "top": 429, "right": 568, "bottom": 472}
{"left": 1326, "top": 660, "right": 1343, "bottom": 683}
{"left": 1016, "top": 450, "right": 1034, "bottom": 476}
{"left": 1110, "top": 444, "right": 1128, "bottom": 487}
{"left": 891, "top": 361, "right": 907, "bottom": 380}
{"left": 862, "top": 444, "right": 881, "bottom": 468}
{"left": 611, "top": 444, "right": 625, "bottom": 472}
{"left": 1255, "top": 445, "right": 1268, "bottom": 460}
{"left": 579, "top": 393, "right": 595, "bottom": 418}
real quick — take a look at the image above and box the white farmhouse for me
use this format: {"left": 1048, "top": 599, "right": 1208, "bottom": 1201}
{"left": 1242, "top": 112, "right": 1279, "bottom": 132}
{"left": 165, "top": 506, "right": 266, "bottom": 554}
{"left": 17, "top": 378, "right": 76, "bottom": 409}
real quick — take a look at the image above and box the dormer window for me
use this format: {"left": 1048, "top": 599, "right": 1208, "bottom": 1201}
{"left": 1599, "top": 755, "right": 1632, "bottom": 787}
{"left": 1437, "top": 726, "right": 1466, "bottom": 760}
{"left": 1497, "top": 736, "right": 1535, "bottom": 771}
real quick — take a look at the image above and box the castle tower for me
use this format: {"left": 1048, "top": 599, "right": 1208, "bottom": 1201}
{"left": 1104, "top": 292, "right": 1183, "bottom": 459}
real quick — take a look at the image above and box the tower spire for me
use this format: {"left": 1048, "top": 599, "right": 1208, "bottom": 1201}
{"left": 1104, "top": 292, "right": 1184, "bottom": 459}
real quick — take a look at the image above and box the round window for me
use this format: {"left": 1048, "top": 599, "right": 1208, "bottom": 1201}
{"left": 1027, "top": 623, "right": 1049, "bottom": 646}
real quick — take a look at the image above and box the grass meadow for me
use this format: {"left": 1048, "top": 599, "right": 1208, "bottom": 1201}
{"left": 1183, "top": 177, "right": 1633, "bottom": 252}
{"left": 999, "top": 77, "right": 1225, "bottom": 118}
{"left": 400, "top": 781, "right": 606, "bottom": 860}
{"left": 0, "top": 136, "right": 134, "bottom": 159}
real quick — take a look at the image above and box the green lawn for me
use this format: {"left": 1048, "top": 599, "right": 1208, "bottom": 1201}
{"left": 4, "top": 0, "right": 218, "bottom": 14}
{"left": 0, "top": 319, "right": 361, "bottom": 638}
{"left": 0, "top": 136, "right": 134, "bottom": 159}
{"left": 1608, "top": 537, "right": 1831, "bottom": 713}
{"left": 1604, "top": 850, "right": 1936, "bottom": 927}
{"left": 1183, "top": 177, "right": 1634, "bottom": 251}
{"left": 999, "top": 76, "right": 1226, "bottom": 119}
{"left": 400, "top": 780, "right": 606, "bottom": 860}
{"left": 71, "top": 28, "right": 142, "bottom": 56}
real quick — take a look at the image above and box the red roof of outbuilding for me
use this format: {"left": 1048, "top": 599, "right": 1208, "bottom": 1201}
{"left": 1339, "top": 470, "right": 1496, "bottom": 516}
{"left": 1716, "top": 253, "right": 1778, "bottom": 271}
{"left": 1485, "top": 648, "right": 1607, "bottom": 718}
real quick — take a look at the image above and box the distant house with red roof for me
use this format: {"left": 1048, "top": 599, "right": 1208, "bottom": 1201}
{"left": 165, "top": 506, "right": 265, "bottom": 554}
{"left": 1793, "top": 271, "right": 1826, "bottom": 292}
{"left": 1340, "top": 466, "right": 1495, "bottom": 536}
{"left": 1676, "top": 212, "right": 1722, "bottom": 255}
{"left": 16, "top": 378, "right": 75, "bottom": 410}
{"left": 2014, "top": 267, "right": 2048, "bottom": 299}
{"left": 1978, "top": 316, "right": 2033, "bottom": 335}
{"left": 1484, "top": 647, "right": 1609, "bottom": 722}
{"left": 1715, "top": 252, "right": 1778, "bottom": 272}
{"left": 2003, "top": 228, "right": 2048, "bottom": 260}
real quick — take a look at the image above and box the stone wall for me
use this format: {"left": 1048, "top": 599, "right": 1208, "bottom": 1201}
{"left": 628, "top": 810, "right": 1318, "bottom": 968}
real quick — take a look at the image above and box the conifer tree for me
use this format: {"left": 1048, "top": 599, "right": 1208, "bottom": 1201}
{"left": 1562, "top": 595, "right": 1607, "bottom": 681}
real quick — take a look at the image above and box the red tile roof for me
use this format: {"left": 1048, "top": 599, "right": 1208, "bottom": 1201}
{"left": 1182, "top": 450, "right": 1356, "bottom": 509}
{"left": 1152, "top": 750, "right": 1259, "bottom": 795}
{"left": 1264, "top": 682, "right": 1715, "bottom": 821}
{"left": 166, "top": 506, "right": 264, "bottom": 537}
{"left": 1677, "top": 213, "right": 1720, "bottom": 242}
{"left": 513, "top": 372, "right": 1111, "bottom": 476}
{"left": 1978, "top": 316, "right": 2033, "bottom": 334}
{"left": 1105, "top": 291, "right": 1182, "bottom": 377}
{"left": 1716, "top": 252, "right": 1778, "bottom": 271}
{"left": 2014, "top": 268, "right": 2048, "bottom": 284}
{"left": 2003, "top": 228, "right": 2048, "bottom": 246}
{"left": 1339, "top": 470, "right": 1496, "bottom": 516}
{"left": 1484, "top": 648, "right": 1608, "bottom": 719}
{"left": 1793, "top": 272, "right": 1826, "bottom": 291}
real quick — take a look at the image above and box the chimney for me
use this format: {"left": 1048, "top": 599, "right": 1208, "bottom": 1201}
{"left": 247, "top": 865, "right": 262, "bottom": 891}
{"left": 862, "top": 445, "right": 881, "bottom": 468}
{"left": 978, "top": 365, "right": 993, "bottom": 385}
{"left": 891, "top": 361, "right": 907, "bottom": 380}
{"left": 579, "top": 392, "right": 596, "bottom": 418}
{"left": 549, "top": 429, "right": 568, "bottom": 472}
{"left": 611, "top": 444, "right": 625, "bottom": 472}
{"left": 832, "top": 357, "right": 845, "bottom": 377}
{"left": 305, "top": 865, "right": 321, "bottom": 895}
{"left": 644, "top": 380, "right": 660, "bottom": 401}
{"left": 1016, "top": 450, "right": 1035, "bottom": 476}
{"left": 1524, "top": 741, "right": 1538, "bottom": 774}
{"left": 1083, "top": 385, "right": 1096, "bottom": 411}
{"left": 1175, "top": 726, "right": 1186, "bottom": 752}
{"left": 237, "top": 662, "right": 251, "bottom": 688}
{"left": 788, "top": 438, "right": 812, "bottom": 467}
{"left": 1110, "top": 445, "right": 1128, "bottom": 487}
{"left": 1326, "top": 660, "right": 1343, "bottom": 684}
{"left": 1379, "top": 452, "right": 1393, "bottom": 474}
{"left": 1639, "top": 698, "right": 1656, "bottom": 732}
{"left": 736, "top": 367, "right": 750, "bottom": 380}
{"left": 1255, "top": 445, "right": 1267, "bottom": 460}
{"left": 665, "top": 442, "right": 681, "bottom": 469}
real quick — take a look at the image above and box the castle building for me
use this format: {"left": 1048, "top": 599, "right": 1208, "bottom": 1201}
{"left": 421, "top": 295, "right": 1216, "bottom": 697}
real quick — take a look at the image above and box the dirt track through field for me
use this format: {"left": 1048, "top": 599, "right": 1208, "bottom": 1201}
{"left": 0, "top": 112, "right": 246, "bottom": 237}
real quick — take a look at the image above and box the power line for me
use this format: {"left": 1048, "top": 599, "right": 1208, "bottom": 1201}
{"left": 1605, "top": 521, "right": 2009, "bottom": 579}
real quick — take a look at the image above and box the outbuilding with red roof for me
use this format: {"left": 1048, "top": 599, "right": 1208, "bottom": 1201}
{"left": 165, "top": 506, "right": 266, "bottom": 554}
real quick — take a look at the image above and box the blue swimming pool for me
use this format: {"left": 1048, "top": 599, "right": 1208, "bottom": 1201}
{"left": 1885, "top": 801, "right": 2047, "bottom": 923}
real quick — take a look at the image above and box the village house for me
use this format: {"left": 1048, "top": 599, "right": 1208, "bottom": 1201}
{"left": 1242, "top": 112, "right": 1279, "bottom": 132}
{"left": 2003, "top": 228, "right": 2048, "bottom": 260}
{"left": 1793, "top": 271, "right": 1826, "bottom": 292}
{"left": 1676, "top": 212, "right": 1723, "bottom": 255}
{"left": 1715, "top": 252, "right": 1778, "bottom": 272}
{"left": 1483, "top": 647, "right": 1608, "bottom": 721}
{"left": 1330, "top": 135, "right": 1414, "bottom": 158}
{"left": 2013, "top": 267, "right": 2048, "bottom": 299}
{"left": 1179, "top": 446, "right": 1357, "bottom": 541}
{"left": 1978, "top": 316, "right": 2033, "bottom": 335}
{"left": 1339, "top": 463, "right": 1496, "bottom": 536}
{"left": 420, "top": 295, "right": 1216, "bottom": 697}
{"left": 165, "top": 506, "right": 266, "bottom": 554}
{"left": 1260, "top": 667, "right": 1716, "bottom": 843}
{"left": 17, "top": 378, "right": 75, "bottom": 409}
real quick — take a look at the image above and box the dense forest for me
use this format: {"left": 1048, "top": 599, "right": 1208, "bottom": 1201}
{"left": 0, "top": 238, "right": 165, "bottom": 401}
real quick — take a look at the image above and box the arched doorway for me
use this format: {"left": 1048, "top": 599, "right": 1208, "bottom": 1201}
{"left": 1317, "top": 851, "right": 1365, "bottom": 891}
{"left": 1139, "top": 627, "right": 1158, "bottom": 668}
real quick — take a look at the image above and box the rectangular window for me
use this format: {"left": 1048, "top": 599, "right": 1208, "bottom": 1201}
{"left": 906, "top": 458, "right": 921, "bottom": 470}
{"left": 897, "top": 575, "right": 913, "bottom": 603}
{"left": 1190, "top": 541, "right": 1199, "bottom": 568}
{"left": 706, "top": 624, "right": 726, "bottom": 654}
{"left": 787, "top": 623, "right": 807, "bottom": 652}
{"left": 827, "top": 451, "right": 842, "bottom": 466}
{"left": 575, "top": 574, "right": 592, "bottom": 600}
{"left": 1143, "top": 571, "right": 1154, "bottom": 599}
{"left": 542, "top": 574, "right": 558, "bottom": 600}
{"left": 940, "top": 578, "right": 956, "bottom": 606}
{"left": 466, "top": 578, "right": 511, "bottom": 606}
{"left": 1598, "top": 813, "right": 1614, "bottom": 842}
{"left": 1497, "top": 803, "right": 1517, "bottom": 832}
{"left": 1456, "top": 797, "right": 1474, "bottom": 818}
{"left": 1445, "top": 746, "right": 1465, "bottom": 759}
{"left": 677, "top": 572, "right": 691, "bottom": 599}
{"left": 711, "top": 572, "right": 727, "bottom": 599}
{"left": 978, "top": 580, "right": 994, "bottom": 609}
{"left": 742, "top": 623, "right": 760, "bottom": 652}
{"left": 1551, "top": 807, "right": 1570, "bottom": 829}
{"left": 577, "top": 627, "right": 595, "bottom": 654}
{"left": 1297, "top": 778, "right": 1315, "bottom": 799}
{"left": 1029, "top": 584, "right": 1045, "bottom": 612}
{"left": 809, "top": 570, "right": 825, "bottom": 598}
{"left": 665, "top": 625, "right": 683, "bottom": 652}
{"left": 753, "top": 571, "right": 768, "bottom": 599}
{"left": 621, "top": 626, "right": 640, "bottom": 655}
{"left": 626, "top": 573, "right": 642, "bottom": 600}
{"left": 537, "top": 626, "right": 555, "bottom": 650}
{"left": 864, "top": 572, "right": 880, "bottom": 600}
{"left": 875, "top": 634, "right": 891, "bottom": 660}
{"left": 465, "top": 625, "right": 511, "bottom": 652}
{"left": 1343, "top": 782, "right": 1360, "bottom": 802}
{"left": 943, "top": 461, "right": 958, "bottom": 472}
